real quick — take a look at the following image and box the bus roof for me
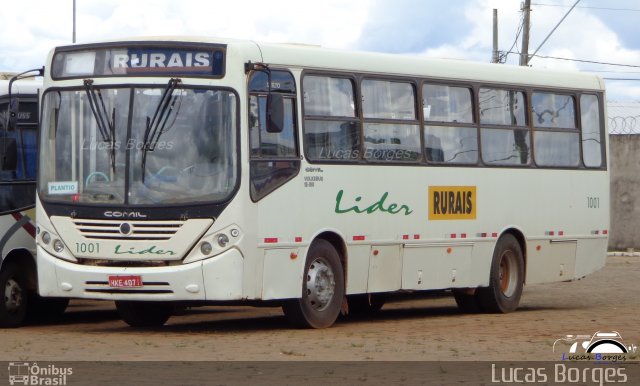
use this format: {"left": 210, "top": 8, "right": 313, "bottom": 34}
{"left": 0, "top": 78, "right": 42, "bottom": 96}
{"left": 49, "top": 36, "right": 605, "bottom": 92}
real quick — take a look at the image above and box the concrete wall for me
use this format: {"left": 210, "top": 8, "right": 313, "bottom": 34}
{"left": 609, "top": 135, "right": 640, "bottom": 250}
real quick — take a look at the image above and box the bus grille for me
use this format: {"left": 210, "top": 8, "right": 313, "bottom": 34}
{"left": 84, "top": 280, "right": 173, "bottom": 295}
{"left": 72, "top": 219, "right": 184, "bottom": 241}
{"left": 77, "top": 259, "right": 174, "bottom": 267}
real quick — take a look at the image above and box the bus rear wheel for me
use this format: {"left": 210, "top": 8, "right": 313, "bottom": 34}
{"left": 115, "top": 301, "right": 173, "bottom": 327}
{"left": 476, "top": 234, "right": 524, "bottom": 313}
{"left": 0, "top": 262, "right": 28, "bottom": 328}
{"left": 282, "top": 239, "right": 344, "bottom": 329}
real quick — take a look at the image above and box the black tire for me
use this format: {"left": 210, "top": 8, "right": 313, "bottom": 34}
{"left": 27, "top": 296, "right": 69, "bottom": 322}
{"left": 282, "top": 239, "right": 345, "bottom": 329}
{"left": 476, "top": 234, "right": 524, "bottom": 313}
{"left": 115, "top": 301, "right": 173, "bottom": 327}
{"left": 452, "top": 289, "right": 482, "bottom": 313}
{"left": 0, "top": 261, "right": 29, "bottom": 328}
{"left": 348, "top": 293, "right": 385, "bottom": 315}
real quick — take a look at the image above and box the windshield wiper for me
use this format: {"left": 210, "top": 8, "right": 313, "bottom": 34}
{"left": 141, "top": 78, "right": 182, "bottom": 182}
{"left": 83, "top": 79, "right": 116, "bottom": 173}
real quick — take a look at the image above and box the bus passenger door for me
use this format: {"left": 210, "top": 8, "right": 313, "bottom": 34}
{"left": 248, "top": 70, "right": 300, "bottom": 202}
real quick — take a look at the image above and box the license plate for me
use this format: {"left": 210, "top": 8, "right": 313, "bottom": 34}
{"left": 108, "top": 275, "right": 143, "bottom": 288}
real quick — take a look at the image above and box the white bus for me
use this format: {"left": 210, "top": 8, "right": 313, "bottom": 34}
{"left": 36, "top": 37, "right": 609, "bottom": 328}
{"left": 1, "top": 76, "right": 68, "bottom": 327}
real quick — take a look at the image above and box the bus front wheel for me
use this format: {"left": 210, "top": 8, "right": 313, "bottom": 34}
{"left": 476, "top": 234, "right": 524, "bottom": 313}
{"left": 115, "top": 300, "right": 173, "bottom": 327}
{"left": 282, "top": 239, "right": 344, "bottom": 329}
{"left": 0, "top": 261, "right": 28, "bottom": 328}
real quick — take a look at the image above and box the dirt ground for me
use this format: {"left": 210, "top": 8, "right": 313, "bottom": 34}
{"left": 1, "top": 255, "right": 638, "bottom": 362}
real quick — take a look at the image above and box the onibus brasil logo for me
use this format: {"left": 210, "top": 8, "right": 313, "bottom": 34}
{"left": 553, "top": 331, "right": 638, "bottom": 361}
{"left": 7, "top": 362, "right": 72, "bottom": 385}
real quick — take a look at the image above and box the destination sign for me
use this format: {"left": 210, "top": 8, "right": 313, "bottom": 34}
{"left": 0, "top": 101, "right": 38, "bottom": 125}
{"left": 52, "top": 44, "right": 226, "bottom": 79}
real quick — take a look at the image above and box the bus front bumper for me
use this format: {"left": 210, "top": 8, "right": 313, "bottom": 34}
{"left": 37, "top": 246, "right": 244, "bottom": 301}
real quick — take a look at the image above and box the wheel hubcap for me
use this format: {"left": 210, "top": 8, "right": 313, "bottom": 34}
{"left": 498, "top": 251, "right": 518, "bottom": 297}
{"left": 4, "top": 278, "right": 23, "bottom": 313}
{"left": 306, "top": 258, "right": 335, "bottom": 311}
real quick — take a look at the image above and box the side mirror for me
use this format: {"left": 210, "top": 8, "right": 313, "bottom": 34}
{"left": 5, "top": 66, "right": 43, "bottom": 131}
{"left": 0, "top": 137, "right": 18, "bottom": 171}
{"left": 266, "top": 93, "right": 284, "bottom": 133}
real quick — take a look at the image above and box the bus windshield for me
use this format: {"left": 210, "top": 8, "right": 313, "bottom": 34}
{"left": 38, "top": 86, "right": 237, "bottom": 206}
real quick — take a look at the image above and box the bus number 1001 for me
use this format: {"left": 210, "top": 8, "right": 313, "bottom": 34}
{"left": 587, "top": 197, "right": 600, "bottom": 209}
{"left": 76, "top": 242, "right": 100, "bottom": 254}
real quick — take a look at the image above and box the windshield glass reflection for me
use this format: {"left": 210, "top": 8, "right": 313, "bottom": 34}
{"left": 39, "top": 86, "right": 237, "bottom": 206}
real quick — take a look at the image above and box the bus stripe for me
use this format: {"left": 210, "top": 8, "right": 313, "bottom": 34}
{"left": 0, "top": 213, "right": 35, "bottom": 259}
{"left": 10, "top": 212, "right": 36, "bottom": 238}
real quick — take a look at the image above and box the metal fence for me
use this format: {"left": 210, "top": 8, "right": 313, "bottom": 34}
{"left": 608, "top": 102, "right": 640, "bottom": 134}
{"left": 609, "top": 115, "right": 640, "bottom": 134}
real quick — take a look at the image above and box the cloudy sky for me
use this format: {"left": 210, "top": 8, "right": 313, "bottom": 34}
{"left": 2, "top": 0, "right": 639, "bottom": 100}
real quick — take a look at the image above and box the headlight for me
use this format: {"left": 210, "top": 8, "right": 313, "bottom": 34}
{"left": 53, "top": 239, "right": 65, "bottom": 253}
{"left": 200, "top": 241, "right": 213, "bottom": 255}
{"left": 217, "top": 234, "right": 229, "bottom": 248}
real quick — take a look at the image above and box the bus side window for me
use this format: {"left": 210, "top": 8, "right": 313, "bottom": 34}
{"left": 302, "top": 75, "right": 359, "bottom": 162}
{"left": 361, "top": 79, "right": 421, "bottom": 162}
{"left": 0, "top": 137, "right": 17, "bottom": 173}
{"left": 532, "top": 92, "right": 579, "bottom": 167}
{"left": 0, "top": 99, "right": 38, "bottom": 179}
{"left": 580, "top": 94, "right": 603, "bottom": 168}
{"left": 479, "top": 88, "right": 530, "bottom": 166}
{"left": 0, "top": 125, "right": 37, "bottom": 214}
{"left": 423, "top": 84, "right": 477, "bottom": 164}
{"left": 250, "top": 95, "right": 297, "bottom": 157}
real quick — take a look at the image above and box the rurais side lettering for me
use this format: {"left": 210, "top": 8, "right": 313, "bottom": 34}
{"left": 428, "top": 186, "right": 477, "bottom": 220}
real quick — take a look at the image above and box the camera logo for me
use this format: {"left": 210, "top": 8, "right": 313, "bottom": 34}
{"left": 553, "top": 331, "right": 638, "bottom": 357}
